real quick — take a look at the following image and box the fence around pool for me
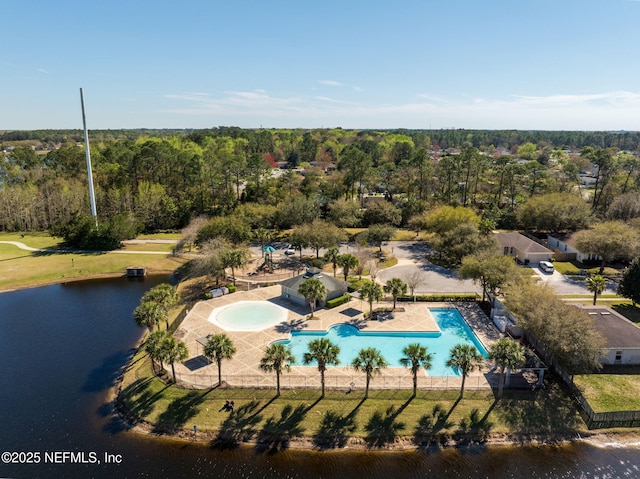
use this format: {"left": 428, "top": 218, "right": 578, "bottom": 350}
{"left": 175, "top": 371, "right": 491, "bottom": 392}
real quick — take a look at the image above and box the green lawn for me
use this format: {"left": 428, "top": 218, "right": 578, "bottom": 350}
{"left": 121, "top": 243, "right": 177, "bottom": 253}
{"left": 552, "top": 261, "right": 619, "bottom": 276}
{"left": 0, "top": 232, "right": 62, "bottom": 249}
{"left": 574, "top": 370, "right": 640, "bottom": 412}
{"left": 118, "top": 346, "right": 587, "bottom": 446}
{"left": 0, "top": 233, "right": 187, "bottom": 291}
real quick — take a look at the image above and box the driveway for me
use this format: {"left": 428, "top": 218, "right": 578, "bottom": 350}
{"left": 528, "top": 266, "right": 618, "bottom": 295}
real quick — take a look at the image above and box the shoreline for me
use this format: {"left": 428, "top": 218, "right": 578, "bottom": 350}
{"left": 0, "top": 270, "right": 176, "bottom": 294}
{"left": 113, "top": 402, "right": 640, "bottom": 452}
{"left": 110, "top": 338, "right": 640, "bottom": 453}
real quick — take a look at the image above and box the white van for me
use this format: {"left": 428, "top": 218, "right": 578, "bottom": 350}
{"left": 539, "top": 261, "right": 554, "bottom": 273}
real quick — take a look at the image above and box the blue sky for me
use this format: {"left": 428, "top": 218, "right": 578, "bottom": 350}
{"left": 2, "top": 0, "right": 640, "bottom": 130}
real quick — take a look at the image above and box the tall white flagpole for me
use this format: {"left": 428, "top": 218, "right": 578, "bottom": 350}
{"left": 80, "top": 88, "right": 98, "bottom": 227}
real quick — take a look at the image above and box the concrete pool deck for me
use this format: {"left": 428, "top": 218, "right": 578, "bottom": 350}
{"left": 173, "top": 286, "right": 502, "bottom": 391}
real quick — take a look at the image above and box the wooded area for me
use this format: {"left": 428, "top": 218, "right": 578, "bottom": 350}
{"left": 2, "top": 128, "right": 640, "bottom": 238}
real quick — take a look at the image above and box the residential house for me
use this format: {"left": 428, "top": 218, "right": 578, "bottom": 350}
{"left": 547, "top": 232, "right": 601, "bottom": 263}
{"left": 580, "top": 306, "right": 640, "bottom": 366}
{"left": 494, "top": 232, "right": 553, "bottom": 265}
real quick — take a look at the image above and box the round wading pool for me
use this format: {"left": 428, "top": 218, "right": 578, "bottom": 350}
{"left": 208, "top": 300, "right": 289, "bottom": 331}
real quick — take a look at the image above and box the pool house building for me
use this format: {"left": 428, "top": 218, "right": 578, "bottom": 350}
{"left": 280, "top": 267, "right": 348, "bottom": 308}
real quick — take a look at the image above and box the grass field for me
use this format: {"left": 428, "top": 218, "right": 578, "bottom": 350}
{"left": 574, "top": 368, "right": 640, "bottom": 412}
{"left": 121, "top": 243, "right": 177, "bottom": 253}
{"left": 118, "top": 345, "right": 587, "bottom": 446}
{"left": 0, "top": 233, "right": 187, "bottom": 291}
{"left": 552, "top": 261, "right": 619, "bottom": 276}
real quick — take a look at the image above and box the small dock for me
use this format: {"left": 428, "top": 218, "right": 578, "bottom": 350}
{"left": 126, "top": 266, "right": 146, "bottom": 277}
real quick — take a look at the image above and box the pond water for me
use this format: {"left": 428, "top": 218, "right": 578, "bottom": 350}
{"left": 0, "top": 278, "right": 639, "bottom": 479}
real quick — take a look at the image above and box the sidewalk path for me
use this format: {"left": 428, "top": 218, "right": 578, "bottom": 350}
{"left": 0, "top": 240, "right": 171, "bottom": 255}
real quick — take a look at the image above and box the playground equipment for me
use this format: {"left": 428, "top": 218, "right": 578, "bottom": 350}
{"left": 257, "top": 245, "right": 279, "bottom": 273}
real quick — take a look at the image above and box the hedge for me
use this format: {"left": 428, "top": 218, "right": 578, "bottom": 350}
{"left": 326, "top": 294, "right": 351, "bottom": 309}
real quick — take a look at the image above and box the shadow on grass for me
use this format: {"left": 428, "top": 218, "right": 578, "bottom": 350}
{"left": 255, "top": 401, "right": 315, "bottom": 453}
{"left": 496, "top": 383, "right": 582, "bottom": 441}
{"left": 413, "top": 403, "right": 455, "bottom": 447}
{"left": 117, "top": 377, "right": 170, "bottom": 421}
{"left": 364, "top": 405, "right": 406, "bottom": 448}
{"left": 153, "top": 389, "right": 212, "bottom": 434}
{"left": 212, "top": 400, "right": 264, "bottom": 449}
{"left": 455, "top": 405, "right": 495, "bottom": 445}
{"left": 313, "top": 411, "right": 357, "bottom": 449}
{"left": 312, "top": 397, "right": 365, "bottom": 449}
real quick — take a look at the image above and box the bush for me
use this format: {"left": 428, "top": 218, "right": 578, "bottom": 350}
{"left": 309, "top": 258, "right": 325, "bottom": 269}
{"left": 398, "top": 294, "right": 477, "bottom": 302}
{"left": 347, "top": 278, "right": 371, "bottom": 292}
{"left": 50, "top": 212, "right": 138, "bottom": 251}
{"left": 326, "top": 294, "right": 351, "bottom": 308}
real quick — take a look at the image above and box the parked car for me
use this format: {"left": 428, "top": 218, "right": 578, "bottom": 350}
{"left": 284, "top": 245, "right": 296, "bottom": 255}
{"left": 539, "top": 261, "right": 554, "bottom": 273}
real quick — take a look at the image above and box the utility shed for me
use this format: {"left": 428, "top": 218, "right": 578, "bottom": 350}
{"left": 581, "top": 306, "right": 640, "bottom": 366}
{"left": 280, "top": 267, "right": 348, "bottom": 307}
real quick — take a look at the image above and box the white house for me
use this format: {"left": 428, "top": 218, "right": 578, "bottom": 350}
{"left": 581, "top": 306, "right": 640, "bottom": 366}
{"left": 547, "top": 233, "right": 601, "bottom": 263}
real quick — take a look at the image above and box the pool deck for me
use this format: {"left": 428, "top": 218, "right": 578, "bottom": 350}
{"left": 173, "top": 286, "right": 502, "bottom": 391}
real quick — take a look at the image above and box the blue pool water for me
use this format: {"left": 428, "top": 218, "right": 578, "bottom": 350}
{"left": 277, "top": 308, "right": 487, "bottom": 376}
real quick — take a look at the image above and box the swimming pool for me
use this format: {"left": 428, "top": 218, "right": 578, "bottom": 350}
{"left": 276, "top": 308, "right": 487, "bottom": 376}
{"left": 208, "top": 301, "right": 289, "bottom": 331}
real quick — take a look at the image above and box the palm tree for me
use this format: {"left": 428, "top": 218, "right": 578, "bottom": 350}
{"left": 204, "top": 333, "right": 237, "bottom": 387}
{"left": 324, "top": 246, "right": 341, "bottom": 277}
{"left": 384, "top": 277, "right": 407, "bottom": 310}
{"left": 254, "top": 227, "right": 271, "bottom": 257}
{"left": 488, "top": 338, "right": 526, "bottom": 398}
{"left": 133, "top": 301, "right": 164, "bottom": 331}
{"left": 359, "top": 281, "right": 383, "bottom": 318}
{"left": 303, "top": 338, "right": 340, "bottom": 398}
{"left": 446, "top": 343, "right": 484, "bottom": 398}
{"left": 222, "top": 246, "right": 251, "bottom": 286}
{"left": 400, "top": 343, "right": 433, "bottom": 397}
{"left": 351, "top": 348, "right": 388, "bottom": 399}
{"left": 144, "top": 329, "right": 168, "bottom": 373}
{"left": 260, "top": 343, "right": 296, "bottom": 397}
{"left": 337, "top": 253, "right": 359, "bottom": 281}
{"left": 586, "top": 274, "right": 606, "bottom": 305}
{"left": 297, "top": 278, "right": 327, "bottom": 318}
{"left": 142, "top": 283, "right": 179, "bottom": 329}
{"left": 160, "top": 335, "right": 189, "bottom": 383}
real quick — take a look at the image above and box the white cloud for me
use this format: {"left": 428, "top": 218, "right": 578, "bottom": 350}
{"left": 36, "top": 68, "right": 49, "bottom": 74}
{"left": 319, "top": 80, "right": 344, "bottom": 87}
{"left": 161, "top": 89, "right": 640, "bottom": 130}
